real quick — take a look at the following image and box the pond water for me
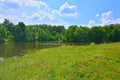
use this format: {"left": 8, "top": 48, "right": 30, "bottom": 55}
{"left": 0, "top": 42, "right": 61, "bottom": 58}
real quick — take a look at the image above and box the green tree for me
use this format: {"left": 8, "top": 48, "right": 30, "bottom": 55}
{"left": 25, "top": 26, "right": 37, "bottom": 42}
{"left": 0, "top": 25, "right": 5, "bottom": 42}
{"left": 113, "top": 24, "right": 120, "bottom": 42}
{"left": 14, "top": 22, "right": 26, "bottom": 42}
{"left": 2, "top": 19, "right": 14, "bottom": 41}
{"left": 103, "top": 26, "right": 114, "bottom": 42}
{"left": 74, "top": 27, "right": 90, "bottom": 43}
{"left": 90, "top": 26, "right": 106, "bottom": 43}
{"left": 65, "top": 25, "right": 78, "bottom": 42}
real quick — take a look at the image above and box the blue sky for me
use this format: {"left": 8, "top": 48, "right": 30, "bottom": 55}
{"left": 0, "top": 0, "right": 120, "bottom": 28}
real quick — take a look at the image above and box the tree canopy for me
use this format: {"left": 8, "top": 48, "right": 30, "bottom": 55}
{"left": 0, "top": 19, "right": 120, "bottom": 43}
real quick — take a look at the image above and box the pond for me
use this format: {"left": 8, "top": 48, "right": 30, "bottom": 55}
{"left": 0, "top": 42, "right": 62, "bottom": 58}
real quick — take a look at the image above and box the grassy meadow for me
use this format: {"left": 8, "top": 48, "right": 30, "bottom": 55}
{"left": 0, "top": 42, "right": 120, "bottom": 80}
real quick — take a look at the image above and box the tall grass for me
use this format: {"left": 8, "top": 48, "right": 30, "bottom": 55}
{"left": 0, "top": 42, "right": 120, "bottom": 80}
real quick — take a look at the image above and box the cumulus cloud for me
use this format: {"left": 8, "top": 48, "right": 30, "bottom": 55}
{"left": 59, "top": 2, "right": 78, "bottom": 17}
{"left": 25, "top": 2, "right": 78, "bottom": 25}
{"left": 100, "top": 11, "right": 113, "bottom": 26}
{"left": 99, "top": 10, "right": 120, "bottom": 26}
{"left": 0, "top": 14, "right": 20, "bottom": 23}
{"left": 96, "top": 14, "right": 99, "bottom": 17}
{"left": 56, "top": 20, "right": 70, "bottom": 28}
{"left": 117, "top": 18, "right": 120, "bottom": 23}
{"left": 101, "top": 11, "right": 112, "bottom": 18}
{"left": 0, "top": 14, "right": 18, "bottom": 20}
{"left": 0, "top": 0, "right": 52, "bottom": 24}
{"left": 0, "top": 1, "right": 78, "bottom": 28}
{"left": 90, "top": 10, "right": 120, "bottom": 27}
{"left": 29, "top": 10, "right": 49, "bottom": 21}
{"left": 0, "top": 1, "right": 19, "bottom": 10}
{"left": 0, "top": 0, "right": 48, "bottom": 9}
{"left": 87, "top": 20, "right": 95, "bottom": 27}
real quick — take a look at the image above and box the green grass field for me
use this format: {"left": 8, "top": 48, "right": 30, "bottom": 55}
{"left": 0, "top": 42, "right": 120, "bottom": 80}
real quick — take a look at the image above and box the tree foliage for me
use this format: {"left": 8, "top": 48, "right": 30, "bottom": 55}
{"left": 0, "top": 19, "right": 120, "bottom": 43}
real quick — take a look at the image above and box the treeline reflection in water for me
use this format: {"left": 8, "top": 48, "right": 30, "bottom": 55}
{"left": 0, "top": 42, "right": 61, "bottom": 58}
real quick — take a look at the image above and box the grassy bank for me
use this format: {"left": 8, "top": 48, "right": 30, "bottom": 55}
{"left": 0, "top": 42, "right": 120, "bottom": 80}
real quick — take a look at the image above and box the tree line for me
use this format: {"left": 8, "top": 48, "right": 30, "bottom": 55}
{"left": 0, "top": 19, "right": 120, "bottom": 43}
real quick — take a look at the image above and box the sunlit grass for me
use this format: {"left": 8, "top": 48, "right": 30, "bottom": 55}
{"left": 0, "top": 42, "right": 120, "bottom": 80}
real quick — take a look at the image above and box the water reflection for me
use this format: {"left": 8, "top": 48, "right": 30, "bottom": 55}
{"left": 0, "top": 42, "right": 61, "bottom": 58}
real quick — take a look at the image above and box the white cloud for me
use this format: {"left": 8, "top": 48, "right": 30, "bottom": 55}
{"left": 99, "top": 10, "right": 118, "bottom": 26}
{"left": 0, "top": 0, "right": 51, "bottom": 24}
{"left": 0, "top": 1, "right": 78, "bottom": 28}
{"left": 0, "top": 14, "right": 18, "bottom": 20}
{"left": 46, "top": 10, "right": 59, "bottom": 21}
{"left": 0, "top": 0, "right": 4, "bottom": 2}
{"left": 101, "top": 11, "right": 112, "bottom": 18}
{"left": 87, "top": 20, "right": 95, "bottom": 27}
{"left": 117, "top": 18, "right": 120, "bottom": 23}
{"left": 22, "top": 2, "right": 78, "bottom": 25}
{"left": 28, "top": 9, "right": 59, "bottom": 23}
{"left": 0, "top": 0, "right": 48, "bottom": 9}
{"left": 56, "top": 20, "right": 70, "bottom": 28}
{"left": 59, "top": 2, "right": 78, "bottom": 17}
{"left": 0, "top": 14, "right": 20, "bottom": 24}
{"left": 29, "top": 11, "right": 48, "bottom": 21}
{"left": 96, "top": 14, "right": 99, "bottom": 17}
{"left": 0, "top": 1, "right": 19, "bottom": 11}
{"left": 89, "top": 10, "right": 120, "bottom": 27}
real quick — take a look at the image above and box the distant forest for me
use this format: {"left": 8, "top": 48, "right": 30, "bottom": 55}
{"left": 0, "top": 19, "right": 120, "bottom": 43}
